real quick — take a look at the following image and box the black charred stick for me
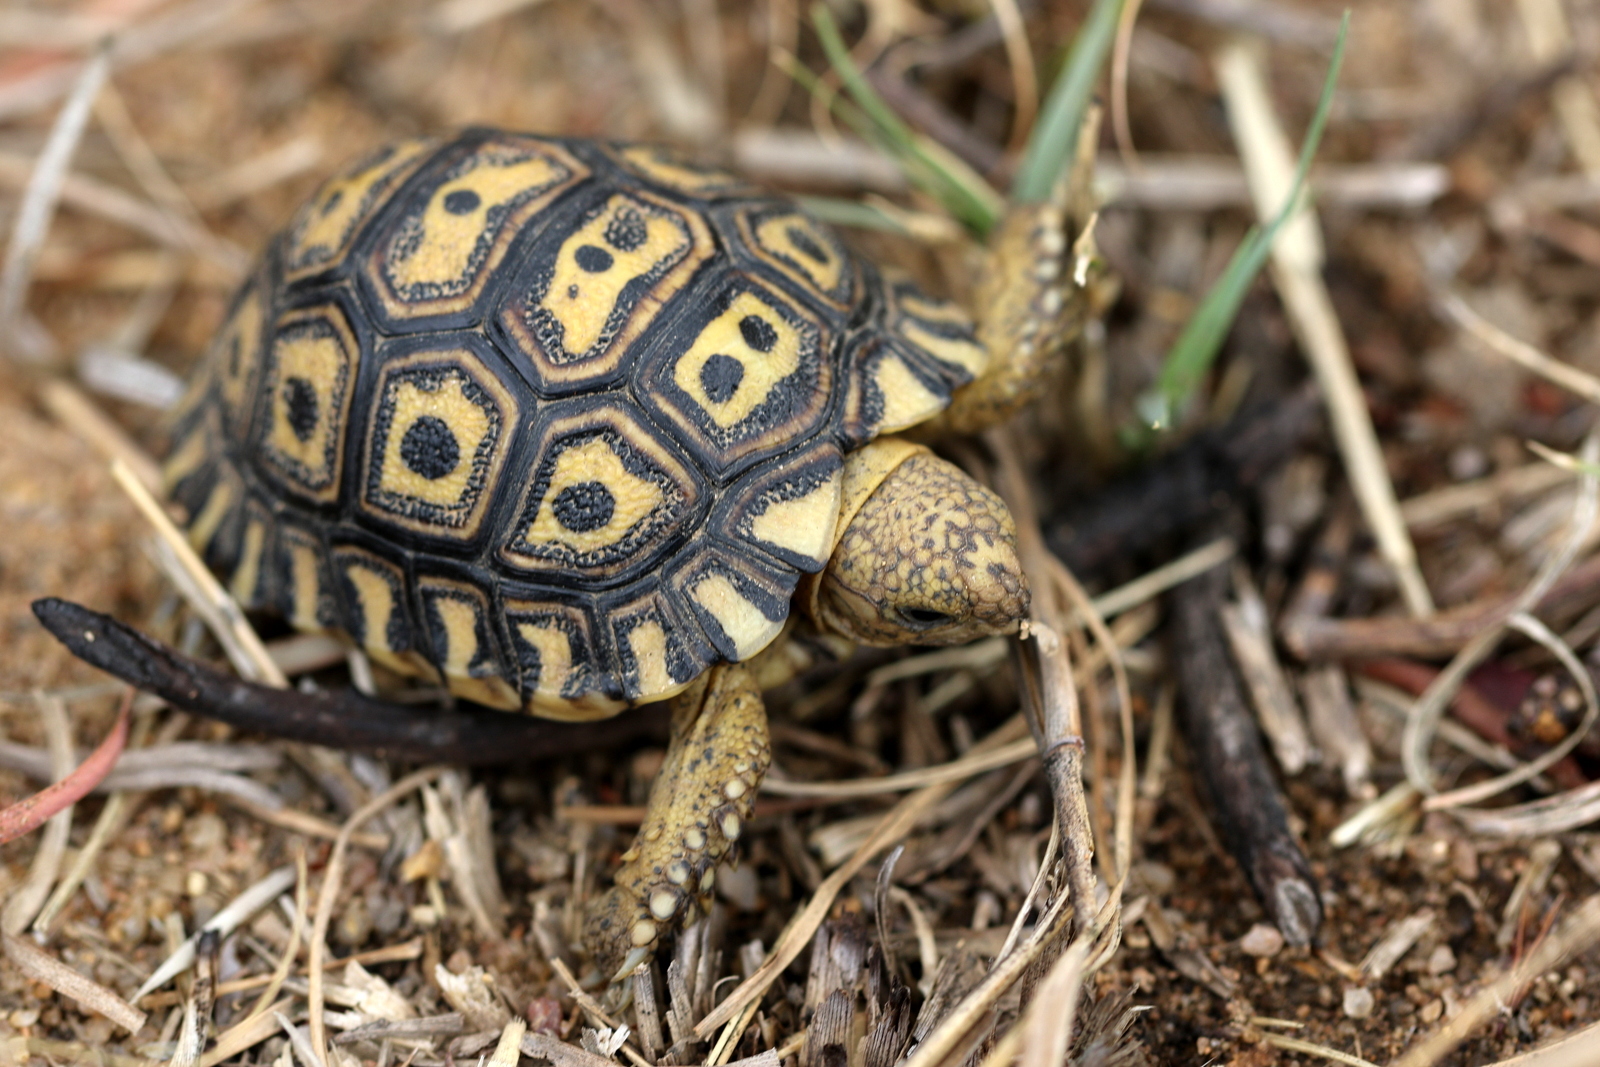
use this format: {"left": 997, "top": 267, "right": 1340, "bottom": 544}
{"left": 31, "top": 597, "right": 667, "bottom": 765}
{"left": 1049, "top": 386, "right": 1323, "bottom": 577}
{"left": 1169, "top": 558, "right": 1322, "bottom": 947}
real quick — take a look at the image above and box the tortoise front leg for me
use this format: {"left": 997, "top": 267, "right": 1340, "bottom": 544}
{"left": 582, "top": 663, "right": 769, "bottom": 981}
{"left": 932, "top": 198, "right": 1091, "bottom": 436}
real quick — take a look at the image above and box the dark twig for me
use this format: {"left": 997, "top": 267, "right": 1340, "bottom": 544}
{"left": 1169, "top": 551, "right": 1322, "bottom": 947}
{"left": 1049, "top": 387, "right": 1324, "bottom": 578}
{"left": 31, "top": 598, "right": 668, "bottom": 765}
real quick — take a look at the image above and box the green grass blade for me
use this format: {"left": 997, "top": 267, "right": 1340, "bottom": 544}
{"left": 810, "top": 4, "right": 1002, "bottom": 234}
{"left": 796, "top": 196, "right": 914, "bottom": 234}
{"left": 1013, "top": 0, "right": 1126, "bottom": 203}
{"left": 1143, "top": 11, "right": 1351, "bottom": 430}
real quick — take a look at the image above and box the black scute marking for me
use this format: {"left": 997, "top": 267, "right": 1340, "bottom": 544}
{"left": 699, "top": 353, "right": 744, "bottom": 404}
{"left": 442, "top": 188, "right": 481, "bottom": 215}
{"left": 575, "top": 244, "right": 613, "bottom": 273}
{"left": 739, "top": 315, "right": 778, "bottom": 353}
{"left": 399, "top": 415, "right": 461, "bottom": 480}
{"left": 785, "top": 224, "right": 829, "bottom": 263}
{"left": 283, "top": 377, "right": 318, "bottom": 441}
{"left": 604, "top": 208, "right": 648, "bottom": 252}
{"left": 321, "top": 188, "right": 343, "bottom": 214}
{"left": 552, "top": 480, "right": 615, "bottom": 532}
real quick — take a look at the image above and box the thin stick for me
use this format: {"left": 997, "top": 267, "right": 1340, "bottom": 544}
{"left": 759, "top": 738, "right": 1036, "bottom": 797}
{"left": 988, "top": 428, "right": 1096, "bottom": 940}
{"left": 109, "top": 458, "right": 285, "bottom": 686}
{"left": 38, "top": 378, "right": 163, "bottom": 494}
{"left": 1215, "top": 36, "right": 1433, "bottom": 617}
{"left": 986, "top": 0, "right": 1037, "bottom": 154}
{"left": 2, "top": 695, "right": 78, "bottom": 934}
{"left": 3, "top": 931, "right": 146, "bottom": 1034}
{"left": 243, "top": 845, "right": 307, "bottom": 1024}
{"left": 1439, "top": 291, "right": 1600, "bottom": 406}
{"left": 306, "top": 767, "right": 445, "bottom": 1064}
{"left": 1401, "top": 436, "right": 1598, "bottom": 794}
{"left": 0, "top": 43, "right": 109, "bottom": 361}
{"left": 692, "top": 715, "right": 1029, "bottom": 1038}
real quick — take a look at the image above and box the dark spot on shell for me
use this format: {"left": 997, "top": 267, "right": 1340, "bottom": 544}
{"left": 699, "top": 353, "right": 744, "bottom": 404}
{"left": 604, "top": 208, "right": 649, "bottom": 252}
{"left": 552, "top": 480, "right": 616, "bottom": 532}
{"left": 575, "top": 245, "right": 614, "bottom": 273}
{"left": 739, "top": 315, "right": 778, "bottom": 353}
{"left": 399, "top": 415, "right": 460, "bottom": 480}
{"left": 785, "top": 224, "right": 829, "bottom": 263}
{"left": 283, "top": 377, "right": 318, "bottom": 441}
{"left": 442, "top": 189, "right": 481, "bottom": 215}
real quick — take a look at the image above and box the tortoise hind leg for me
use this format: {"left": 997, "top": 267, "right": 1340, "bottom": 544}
{"left": 582, "top": 663, "right": 769, "bottom": 981}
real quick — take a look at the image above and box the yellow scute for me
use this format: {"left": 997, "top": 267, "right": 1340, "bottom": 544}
{"left": 748, "top": 470, "right": 840, "bottom": 568}
{"left": 673, "top": 291, "right": 803, "bottom": 429}
{"left": 521, "top": 438, "right": 663, "bottom": 555}
{"left": 539, "top": 196, "right": 692, "bottom": 358}
{"left": 692, "top": 574, "right": 782, "bottom": 660}
{"left": 388, "top": 155, "right": 565, "bottom": 293}
{"left": 377, "top": 376, "right": 489, "bottom": 507}
{"left": 873, "top": 355, "right": 946, "bottom": 432}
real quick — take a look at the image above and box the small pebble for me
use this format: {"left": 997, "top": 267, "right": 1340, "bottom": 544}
{"left": 1239, "top": 923, "right": 1284, "bottom": 958}
{"left": 1419, "top": 998, "right": 1444, "bottom": 1023}
{"left": 1426, "top": 944, "right": 1457, "bottom": 975}
{"left": 1448, "top": 445, "right": 1488, "bottom": 481}
{"left": 1344, "top": 987, "right": 1375, "bottom": 1019}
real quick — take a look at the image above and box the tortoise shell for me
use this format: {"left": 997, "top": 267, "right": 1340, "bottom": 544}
{"left": 163, "top": 129, "right": 989, "bottom": 719}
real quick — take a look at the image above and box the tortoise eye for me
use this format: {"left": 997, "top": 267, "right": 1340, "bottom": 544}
{"left": 901, "top": 608, "right": 950, "bottom": 627}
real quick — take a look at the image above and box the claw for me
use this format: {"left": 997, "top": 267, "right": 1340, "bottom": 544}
{"left": 611, "top": 945, "right": 651, "bottom": 985}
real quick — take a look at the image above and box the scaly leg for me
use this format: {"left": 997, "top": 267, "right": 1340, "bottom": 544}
{"left": 931, "top": 123, "right": 1106, "bottom": 436}
{"left": 582, "top": 663, "right": 770, "bottom": 981}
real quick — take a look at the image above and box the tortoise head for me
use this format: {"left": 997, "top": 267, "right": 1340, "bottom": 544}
{"left": 809, "top": 441, "right": 1029, "bottom": 647}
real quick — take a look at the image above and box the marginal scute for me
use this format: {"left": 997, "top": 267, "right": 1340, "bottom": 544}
{"left": 417, "top": 577, "right": 520, "bottom": 709}
{"left": 500, "top": 401, "right": 703, "bottom": 582}
{"left": 497, "top": 188, "right": 714, "bottom": 395}
{"left": 670, "top": 545, "right": 794, "bottom": 663}
{"left": 360, "top": 344, "right": 518, "bottom": 541}
{"left": 883, "top": 273, "right": 989, "bottom": 383}
{"left": 608, "top": 143, "right": 753, "bottom": 198}
{"left": 211, "top": 272, "right": 269, "bottom": 434}
{"left": 838, "top": 337, "right": 953, "bottom": 446}
{"left": 283, "top": 137, "right": 437, "bottom": 281}
{"left": 642, "top": 274, "right": 831, "bottom": 477}
{"left": 717, "top": 442, "right": 843, "bottom": 573}
{"left": 368, "top": 134, "right": 585, "bottom": 325}
{"left": 333, "top": 547, "right": 430, "bottom": 678}
{"left": 504, "top": 598, "right": 625, "bottom": 720}
{"left": 257, "top": 303, "right": 359, "bottom": 503}
{"left": 732, "top": 205, "right": 856, "bottom": 308}
{"left": 277, "top": 524, "right": 337, "bottom": 635}
{"left": 229, "top": 500, "right": 274, "bottom": 610}
{"left": 187, "top": 464, "right": 241, "bottom": 561}
{"left": 605, "top": 586, "right": 708, "bottom": 702}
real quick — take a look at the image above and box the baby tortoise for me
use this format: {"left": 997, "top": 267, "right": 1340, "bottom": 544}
{"left": 157, "top": 130, "right": 1085, "bottom": 979}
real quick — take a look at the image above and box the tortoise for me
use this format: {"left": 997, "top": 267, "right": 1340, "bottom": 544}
{"left": 159, "top": 129, "right": 1081, "bottom": 978}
